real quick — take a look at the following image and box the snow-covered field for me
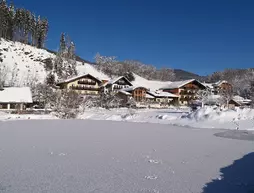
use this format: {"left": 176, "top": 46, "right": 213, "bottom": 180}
{"left": 0, "top": 120, "right": 253, "bottom": 193}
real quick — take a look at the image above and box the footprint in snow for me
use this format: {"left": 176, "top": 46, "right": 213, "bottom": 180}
{"left": 145, "top": 175, "right": 158, "bottom": 180}
{"left": 140, "top": 189, "right": 159, "bottom": 193}
{"left": 148, "top": 159, "right": 161, "bottom": 164}
{"left": 58, "top": 153, "right": 67, "bottom": 156}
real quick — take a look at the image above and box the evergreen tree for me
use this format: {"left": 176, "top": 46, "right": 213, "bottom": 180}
{"left": 37, "top": 16, "right": 48, "bottom": 48}
{"left": 59, "top": 33, "right": 66, "bottom": 53}
{"left": 31, "top": 13, "right": 37, "bottom": 46}
{"left": 0, "top": 0, "right": 8, "bottom": 38}
{"left": 7, "top": 2, "right": 15, "bottom": 40}
{"left": 0, "top": 1, "right": 48, "bottom": 46}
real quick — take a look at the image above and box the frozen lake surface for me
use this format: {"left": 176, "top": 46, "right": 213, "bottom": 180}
{"left": 0, "top": 120, "right": 253, "bottom": 193}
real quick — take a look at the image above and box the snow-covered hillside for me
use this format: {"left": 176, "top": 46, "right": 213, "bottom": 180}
{"left": 131, "top": 73, "right": 172, "bottom": 91}
{"left": 0, "top": 38, "right": 109, "bottom": 85}
{"left": 0, "top": 39, "right": 177, "bottom": 89}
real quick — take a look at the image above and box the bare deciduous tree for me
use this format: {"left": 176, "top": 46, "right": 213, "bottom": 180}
{"left": 0, "top": 64, "right": 9, "bottom": 88}
{"left": 53, "top": 90, "right": 82, "bottom": 119}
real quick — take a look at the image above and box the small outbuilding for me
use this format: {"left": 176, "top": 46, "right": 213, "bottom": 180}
{"left": 0, "top": 87, "right": 33, "bottom": 110}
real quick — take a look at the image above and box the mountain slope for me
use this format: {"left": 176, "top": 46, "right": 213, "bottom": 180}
{"left": 173, "top": 69, "right": 205, "bottom": 81}
{"left": 0, "top": 38, "right": 108, "bottom": 86}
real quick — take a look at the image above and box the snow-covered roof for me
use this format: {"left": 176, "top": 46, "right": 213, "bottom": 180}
{"left": 146, "top": 93, "right": 155, "bottom": 99}
{"left": 214, "top": 80, "right": 230, "bottom": 86}
{"left": 229, "top": 99, "right": 242, "bottom": 106}
{"left": 121, "top": 86, "right": 148, "bottom": 92}
{"left": 103, "top": 76, "right": 133, "bottom": 87}
{"left": 131, "top": 73, "right": 172, "bottom": 91}
{"left": 57, "top": 73, "right": 102, "bottom": 85}
{"left": 161, "top": 79, "right": 206, "bottom": 90}
{"left": 203, "top": 83, "right": 214, "bottom": 89}
{"left": 119, "top": 90, "right": 132, "bottom": 96}
{"left": 0, "top": 87, "right": 33, "bottom": 103}
{"left": 233, "top": 95, "right": 252, "bottom": 104}
{"left": 148, "top": 91, "right": 179, "bottom": 98}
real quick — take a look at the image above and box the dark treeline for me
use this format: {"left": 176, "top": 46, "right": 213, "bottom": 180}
{"left": 0, "top": 0, "right": 48, "bottom": 48}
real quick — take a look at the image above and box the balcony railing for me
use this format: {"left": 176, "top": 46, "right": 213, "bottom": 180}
{"left": 180, "top": 89, "right": 198, "bottom": 95}
{"left": 77, "top": 80, "right": 96, "bottom": 85}
{"left": 71, "top": 85, "right": 100, "bottom": 91}
{"left": 113, "top": 85, "right": 129, "bottom": 90}
{"left": 117, "top": 80, "right": 128, "bottom": 85}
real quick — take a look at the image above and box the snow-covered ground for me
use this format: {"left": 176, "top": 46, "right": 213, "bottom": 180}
{"left": 1, "top": 106, "right": 254, "bottom": 130}
{"left": 79, "top": 106, "right": 254, "bottom": 130}
{"left": 0, "top": 111, "right": 57, "bottom": 121}
{"left": 0, "top": 120, "right": 253, "bottom": 193}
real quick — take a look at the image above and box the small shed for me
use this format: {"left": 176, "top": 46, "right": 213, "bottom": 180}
{"left": 228, "top": 99, "right": 241, "bottom": 109}
{"left": 0, "top": 87, "right": 33, "bottom": 110}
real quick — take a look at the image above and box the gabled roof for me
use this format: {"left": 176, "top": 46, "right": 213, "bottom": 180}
{"left": 147, "top": 91, "right": 179, "bottom": 98}
{"left": 229, "top": 99, "right": 242, "bottom": 106}
{"left": 131, "top": 73, "right": 172, "bottom": 91}
{"left": 121, "top": 86, "right": 148, "bottom": 92}
{"left": 103, "top": 76, "right": 133, "bottom": 87}
{"left": 0, "top": 87, "right": 33, "bottom": 103}
{"left": 233, "top": 95, "right": 252, "bottom": 104}
{"left": 146, "top": 93, "right": 155, "bottom": 99}
{"left": 57, "top": 73, "right": 102, "bottom": 85}
{"left": 118, "top": 90, "right": 132, "bottom": 96}
{"left": 214, "top": 80, "right": 230, "bottom": 86}
{"left": 160, "top": 79, "right": 206, "bottom": 90}
{"left": 203, "top": 82, "right": 214, "bottom": 89}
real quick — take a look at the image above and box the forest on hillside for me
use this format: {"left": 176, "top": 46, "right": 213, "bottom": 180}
{"left": 0, "top": 0, "right": 48, "bottom": 48}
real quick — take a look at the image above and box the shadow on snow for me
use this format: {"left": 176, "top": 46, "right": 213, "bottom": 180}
{"left": 203, "top": 152, "right": 254, "bottom": 193}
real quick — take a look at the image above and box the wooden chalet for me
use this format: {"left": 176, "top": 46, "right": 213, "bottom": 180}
{"left": 147, "top": 91, "right": 179, "bottom": 106}
{"left": 116, "top": 86, "right": 148, "bottom": 104}
{"left": 161, "top": 79, "right": 206, "bottom": 105}
{"left": 213, "top": 80, "right": 233, "bottom": 95}
{"left": 102, "top": 76, "right": 133, "bottom": 93}
{"left": 56, "top": 74, "right": 102, "bottom": 95}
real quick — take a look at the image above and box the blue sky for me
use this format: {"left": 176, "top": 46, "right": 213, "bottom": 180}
{"left": 15, "top": 0, "right": 254, "bottom": 75}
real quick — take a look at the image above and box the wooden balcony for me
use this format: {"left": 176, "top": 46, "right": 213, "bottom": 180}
{"left": 78, "top": 80, "right": 96, "bottom": 85}
{"left": 113, "top": 85, "right": 129, "bottom": 90}
{"left": 71, "top": 85, "right": 100, "bottom": 91}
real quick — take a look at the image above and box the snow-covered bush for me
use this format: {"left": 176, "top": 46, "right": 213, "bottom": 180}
{"left": 98, "top": 92, "right": 123, "bottom": 109}
{"left": 43, "top": 58, "right": 54, "bottom": 71}
{"left": 53, "top": 90, "right": 82, "bottom": 119}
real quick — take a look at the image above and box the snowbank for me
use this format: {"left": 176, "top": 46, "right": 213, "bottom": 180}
{"left": 177, "top": 106, "right": 254, "bottom": 130}
{"left": 1, "top": 106, "right": 254, "bottom": 130}
{"left": 186, "top": 106, "right": 254, "bottom": 122}
{"left": 78, "top": 107, "right": 254, "bottom": 130}
{"left": 0, "top": 111, "right": 57, "bottom": 121}
{"left": 78, "top": 107, "right": 188, "bottom": 123}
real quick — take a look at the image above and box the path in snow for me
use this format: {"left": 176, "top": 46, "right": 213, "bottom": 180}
{"left": 0, "top": 120, "right": 253, "bottom": 193}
